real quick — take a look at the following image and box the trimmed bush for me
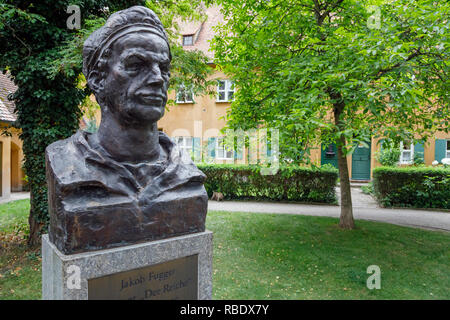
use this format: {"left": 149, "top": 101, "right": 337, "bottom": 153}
{"left": 197, "top": 164, "right": 338, "bottom": 203}
{"left": 376, "top": 147, "right": 401, "bottom": 167}
{"left": 372, "top": 166, "right": 450, "bottom": 209}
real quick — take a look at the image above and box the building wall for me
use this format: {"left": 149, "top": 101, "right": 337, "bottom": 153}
{"left": 0, "top": 125, "right": 25, "bottom": 197}
{"left": 158, "top": 68, "right": 229, "bottom": 140}
{"left": 86, "top": 66, "right": 449, "bottom": 180}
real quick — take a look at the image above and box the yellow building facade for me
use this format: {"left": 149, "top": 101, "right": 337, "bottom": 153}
{"left": 0, "top": 73, "right": 26, "bottom": 198}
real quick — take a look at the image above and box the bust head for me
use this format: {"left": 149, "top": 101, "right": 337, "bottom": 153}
{"left": 83, "top": 6, "right": 171, "bottom": 126}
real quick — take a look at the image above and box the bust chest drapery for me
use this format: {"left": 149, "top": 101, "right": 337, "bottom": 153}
{"left": 46, "top": 130, "right": 208, "bottom": 254}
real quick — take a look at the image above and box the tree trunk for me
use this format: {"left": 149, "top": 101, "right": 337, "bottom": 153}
{"left": 28, "top": 214, "right": 43, "bottom": 247}
{"left": 331, "top": 92, "right": 355, "bottom": 230}
{"left": 336, "top": 136, "right": 355, "bottom": 229}
{"left": 27, "top": 191, "right": 43, "bottom": 247}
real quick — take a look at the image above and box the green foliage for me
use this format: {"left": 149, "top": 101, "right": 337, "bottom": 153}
{"left": 198, "top": 164, "right": 338, "bottom": 203}
{"left": 0, "top": 0, "right": 216, "bottom": 241}
{"left": 372, "top": 166, "right": 450, "bottom": 209}
{"left": 51, "top": 2, "right": 216, "bottom": 108}
{"left": 376, "top": 141, "right": 401, "bottom": 166}
{"left": 377, "top": 148, "right": 401, "bottom": 166}
{"left": 361, "top": 182, "right": 374, "bottom": 195}
{"left": 211, "top": 0, "right": 449, "bottom": 162}
{"left": 0, "top": 0, "right": 98, "bottom": 238}
{"left": 413, "top": 152, "right": 425, "bottom": 165}
{"left": 210, "top": 0, "right": 449, "bottom": 226}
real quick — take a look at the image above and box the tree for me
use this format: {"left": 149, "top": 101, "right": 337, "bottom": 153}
{"left": 210, "top": 0, "right": 449, "bottom": 229}
{"left": 0, "top": 0, "right": 214, "bottom": 245}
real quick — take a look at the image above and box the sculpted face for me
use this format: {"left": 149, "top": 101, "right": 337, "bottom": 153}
{"left": 102, "top": 32, "right": 170, "bottom": 125}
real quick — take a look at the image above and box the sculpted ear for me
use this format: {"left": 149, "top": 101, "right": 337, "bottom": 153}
{"left": 87, "top": 70, "right": 104, "bottom": 93}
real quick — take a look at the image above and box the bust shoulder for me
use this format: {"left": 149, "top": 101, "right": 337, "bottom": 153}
{"left": 45, "top": 131, "right": 88, "bottom": 188}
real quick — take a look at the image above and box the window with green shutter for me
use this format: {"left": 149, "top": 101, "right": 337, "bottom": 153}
{"left": 435, "top": 139, "right": 447, "bottom": 163}
{"left": 321, "top": 143, "right": 338, "bottom": 168}
{"left": 192, "top": 137, "right": 201, "bottom": 162}
{"left": 400, "top": 141, "right": 414, "bottom": 164}
{"left": 414, "top": 142, "right": 424, "bottom": 162}
{"left": 207, "top": 137, "right": 216, "bottom": 160}
{"left": 447, "top": 140, "right": 450, "bottom": 159}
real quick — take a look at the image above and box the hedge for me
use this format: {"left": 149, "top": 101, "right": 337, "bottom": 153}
{"left": 372, "top": 166, "right": 450, "bottom": 209}
{"left": 197, "top": 164, "right": 338, "bottom": 204}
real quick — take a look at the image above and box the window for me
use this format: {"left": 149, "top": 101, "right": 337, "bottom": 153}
{"left": 447, "top": 140, "right": 450, "bottom": 158}
{"left": 399, "top": 141, "right": 414, "bottom": 164}
{"left": 174, "top": 136, "right": 193, "bottom": 155}
{"left": 176, "top": 84, "right": 194, "bottom": 103}
{"left": 216, "top": 137, "right": 233, "bottom": 160}
{"left": 183, "top": 35, "right": 194, "bottom": 46}
{"left": 216, "top": 80, "right": 235, "bottom": 102}
{"left": 325, "top": 144, "right": 336, "bottom": 159}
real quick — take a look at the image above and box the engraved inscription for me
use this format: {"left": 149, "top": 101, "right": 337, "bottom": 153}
{"left": 88, "top": 255, "right": 198, "bottom": 300}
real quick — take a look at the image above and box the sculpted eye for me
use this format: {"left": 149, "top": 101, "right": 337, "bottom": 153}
{"left": 124, "top": 57, "right": 143, "bottom": 72}
{"left": 159, "top": 62, "right": 170, "bottom": 74}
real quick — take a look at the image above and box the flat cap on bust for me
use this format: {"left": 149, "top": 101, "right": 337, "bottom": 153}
{"left": 82, "top": 6, "right": 171, "bottom": 82}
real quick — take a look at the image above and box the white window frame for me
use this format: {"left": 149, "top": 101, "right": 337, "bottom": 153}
{"left": 176, "top": 84, "right": 194, "bottom": 104}
{"left": 399, "top": 141, "right": 414, "bottom": 164}
{"left": 183, "top": 35, "right": 194, "bottom": 46}
{"left": 446, "top": 139, "right": 450, "bottom": 159}
{"left": 215, "top": 137, "right": 233, "bottom": 160}
{"left": 216, "top": 80, "right": 235, "bottom": 102}
{"left": 174, "top": 136, "right": 193, "bottom": 156}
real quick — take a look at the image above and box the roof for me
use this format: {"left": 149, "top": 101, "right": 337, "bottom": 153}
{"left": 0, "top": 72, "right": 17, "bottom": 123}
{"left": 178, "top": 6, "right": 223, "bottom": 62}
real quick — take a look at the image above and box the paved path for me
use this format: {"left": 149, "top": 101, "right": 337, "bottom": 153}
{"left": 4, "top": 191, "right": 449, "bottom": 232}
{"left": 0, "top": 191, "right": 30, "bottom": 204}
{"left": 209, "top": 188, "right": 450, "bottom": 232}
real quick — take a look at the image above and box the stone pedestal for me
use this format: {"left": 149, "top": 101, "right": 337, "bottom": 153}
{"left": 42, "top": 231, "right": 213, "bottom": 300}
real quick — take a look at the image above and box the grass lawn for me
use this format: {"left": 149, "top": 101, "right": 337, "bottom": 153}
{"left": 0, "top": 200, "right": 41, "bottom": 299}
{"left": 1, "top": 199, "right": 449, "bottom": 299}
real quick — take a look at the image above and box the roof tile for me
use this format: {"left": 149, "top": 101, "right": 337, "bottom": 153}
{"left": 0, "top": 72, "right": 18, "bottom": 122}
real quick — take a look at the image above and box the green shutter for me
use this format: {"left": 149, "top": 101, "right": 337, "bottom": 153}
{"left": 234, "top": 146, "right": 243, "bottom": 160}
{"left": 435, "top": 139, "right": 447, "bottom": 163}
{"left": 414, "top": 142, "right": 424, "bottom": 161}
{"left": 234, "top": 138, "right": 243, "bottom": 160}
{"left": 192, "top": 137, "right": 201, "bottom": 162}
{"left": 208, "top": 137, "right": 216, "bottom": 159}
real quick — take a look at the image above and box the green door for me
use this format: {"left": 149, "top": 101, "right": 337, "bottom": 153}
{"left": 352, "top": 143, "right": 371, "bottom": 180}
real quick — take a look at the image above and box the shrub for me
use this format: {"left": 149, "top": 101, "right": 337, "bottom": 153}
{"left": 197, "top": 164, "right": 338, "bottom": 203}
{"left": 372, "top": 166, "right": 450, "bottom": 209}
{"left": 376, "top": 144, "right": 401, "bottom": 167}
{"left": 413, "top": 152, "right": 425, "bottom": 165}
{"left": 361, "top": 182, "right": 374, "bottom": 195}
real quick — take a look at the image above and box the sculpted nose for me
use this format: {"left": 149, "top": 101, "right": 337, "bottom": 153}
{"left": 145, "top": 63, "right": 164, "bottom": 86}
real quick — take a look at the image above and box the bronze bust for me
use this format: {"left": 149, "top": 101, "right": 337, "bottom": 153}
{"left": 46, "top": 6, "right": 208, "bottom": 255}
